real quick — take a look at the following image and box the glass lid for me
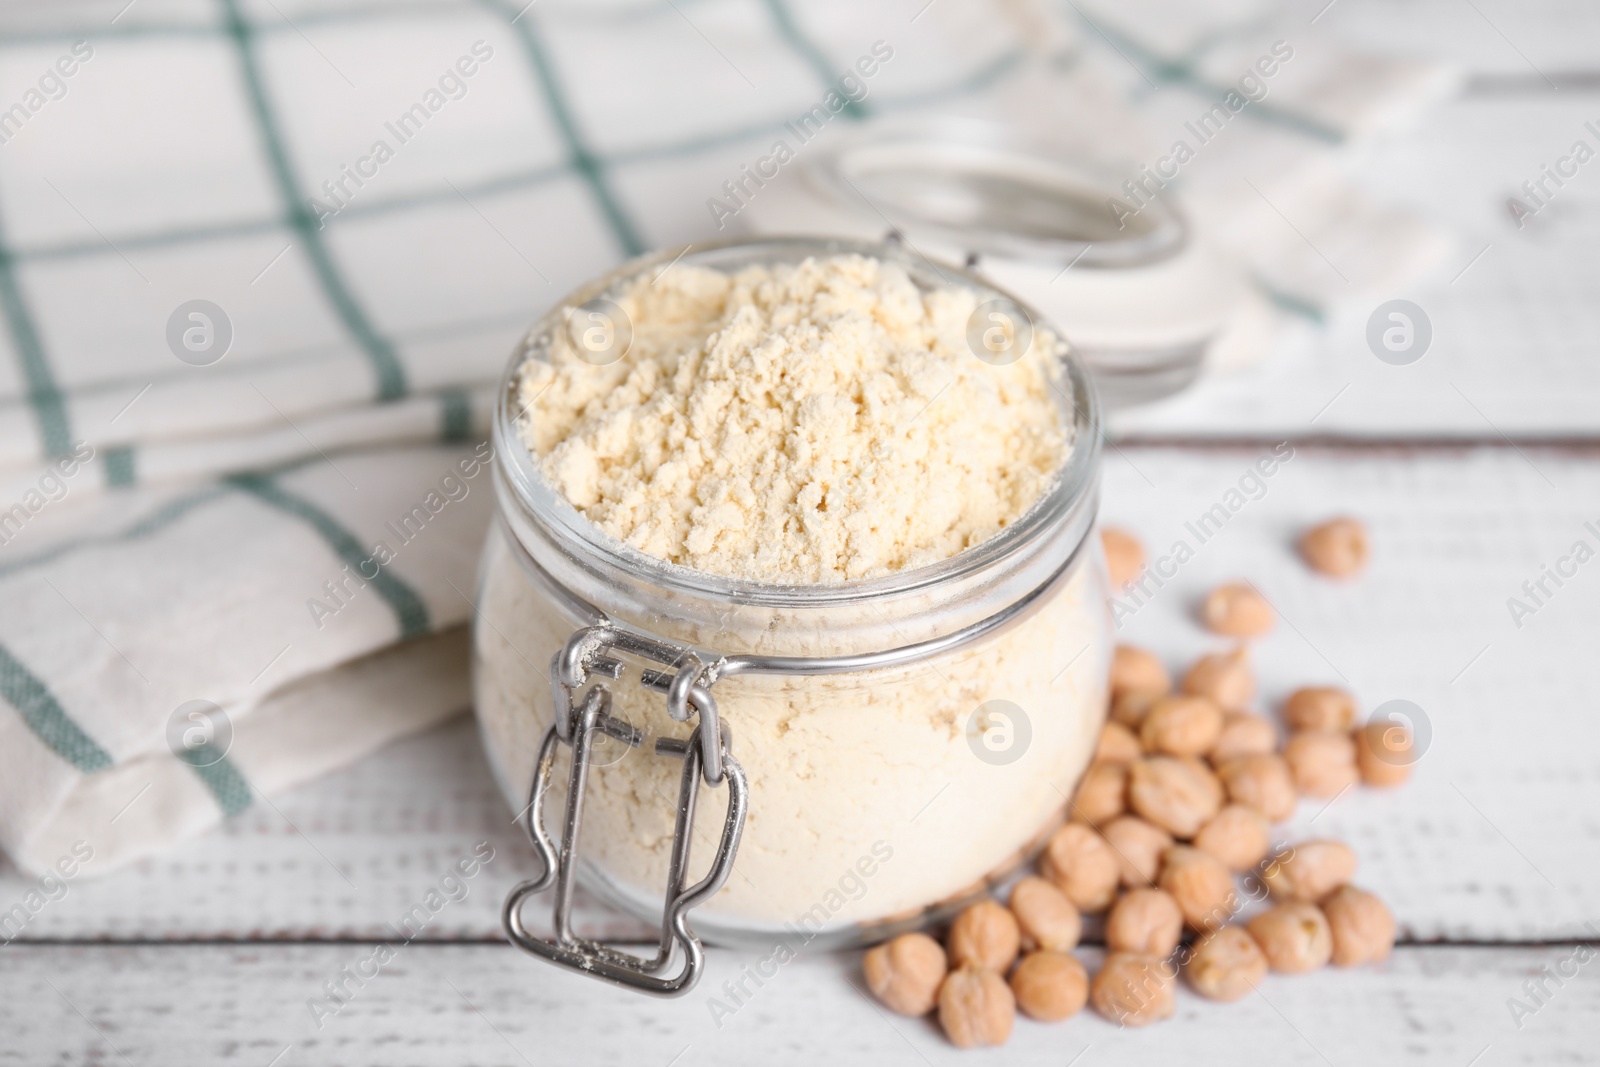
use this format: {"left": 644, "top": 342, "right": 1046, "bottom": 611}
{"left": 801, "top": 119, "right": 1188, "bottom": 269}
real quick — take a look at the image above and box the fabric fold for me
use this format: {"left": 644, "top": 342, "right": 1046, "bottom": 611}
{"left": 0, "top": 445, "right": 494, "bottom": 876}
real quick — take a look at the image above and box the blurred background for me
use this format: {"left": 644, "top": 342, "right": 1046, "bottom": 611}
{"left": 1, "top": 0, "right": 1597, "bottom": 1063}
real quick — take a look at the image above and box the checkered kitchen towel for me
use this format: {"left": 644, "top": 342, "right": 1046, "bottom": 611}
{"left": 0, "top": 0, "right": 1455, "bottom": 877}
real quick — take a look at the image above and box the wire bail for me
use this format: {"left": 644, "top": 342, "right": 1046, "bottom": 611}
{"left": 502, "top": 624, "right": 748, "bottom": 996}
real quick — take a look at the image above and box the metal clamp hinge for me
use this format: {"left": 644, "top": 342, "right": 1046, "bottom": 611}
{"left": 502, "top": 625, "right": 748, "bottom": 996}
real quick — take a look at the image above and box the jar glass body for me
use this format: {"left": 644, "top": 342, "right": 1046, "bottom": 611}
{"left": 471, "top": 236, "right": 1112, "bottom": 948}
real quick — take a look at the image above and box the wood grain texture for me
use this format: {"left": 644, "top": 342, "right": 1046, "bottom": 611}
{"left": 2, "top": 448, "right": 1596, "bottom": 946}
{"left": 2, "top": 943, "right": 1596, "bottom": 1065}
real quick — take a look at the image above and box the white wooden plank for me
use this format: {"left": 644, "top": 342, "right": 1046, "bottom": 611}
{"left": 2, "top": 448, "right": 1595, "bottom": 942}
{"left": 1, "top": 943, "right": 1594, "bottom": 1065}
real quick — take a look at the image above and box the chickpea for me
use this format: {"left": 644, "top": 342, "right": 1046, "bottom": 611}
{"left": 1216, "top": 752, "right": 1297, "bottom": 822}
{"left": 1096, "top": 720, "right": 1144, "bottom": 763}
{"left": 1354, "top": 721, "right": 1416, "bottom": 787}
{"left": 1264, "top": 839, "right": 1356, "bottom": 902}
{"left": 1284, "top": 730, "right": 1359, "bottom": 798}
{"left": 1248, "top": 902, "right": 1333, "bottom": 973}
{"left": 863, "top": 933, "right": 947, "bottom": 1016}
{"left": 1193, "top": 804, "right": 1271, "bottom": 872}
{"left": 1201, "top": 582, "right": 1275, "bottom": 638}
{"left": 1009, "top": 876, "right": 1081, "bottom": 953}
{"left": 1090, "top": 952, "right": 1176, "bottom": 1027}
{"left": 1283, "top": 687, "right": 1357, "bottom": 732}
{"left": 1128, "top": 756, "right": 1223, "bottom": 839}
{"left": 1102, "top": 527, "right": 1146, "bottom": 588}
{"left": 1101, "top": 815, "right": 1173, "bottom": 889}
{"left": 1322, "top": 886, "right": 1396, "bottom": 966}
{"left": 1160, "top": 845, "right": 1239, "bottom": 933}
{"left": 1210, "top": 711, "right": 1278, "bottom": 764}
{"left": 1185, "top": 925, "right": 1268, "bottom": 1001}
{"left": 1041, "top": 822, "right": 1121, "bottom": 913}
{"left": 1072, "top": 760, "right": 1128, "bottom": 827}
{"left": 1181, "top": 647, "right": 1255, "bottom": 710}
{"left": 1010, "top": 950, "right": 1089, "bottom": 1022}
{"left": 947, "top": 899, "right": 1021, "bottom": 972}
{"left": 1299, "top": 517, "right": 1370, "bottom": 578}
{"left": 1106, "top": 888, "right": 1184, "bottom": 956}
{"left": 1113, "top": 646, "right": 1164, "bottom": 729}
{"left": 1140, "top": 695, "right": 1224, "bottom": 758}
{"left": 1111, "top": 645, "right": 1170, "bottom": 701}
{"left": 938, "top": 964, "right": 1015, "bottom": 1048}
{"left": 1112, "top": 689, "right": 1164, "bottom": 729}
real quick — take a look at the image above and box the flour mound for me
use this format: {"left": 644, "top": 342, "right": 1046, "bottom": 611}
{"left": 517, "top": 254, "right": 1068, "bottom": 584}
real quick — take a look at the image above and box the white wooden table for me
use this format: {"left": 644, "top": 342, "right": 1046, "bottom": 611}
{"left": 5, "top": 2, "right": 1600, "bottom": 1063}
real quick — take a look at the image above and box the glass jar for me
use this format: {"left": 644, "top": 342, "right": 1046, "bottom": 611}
{"left": 473, "top": 236, "right": 1111, "bottom": 986}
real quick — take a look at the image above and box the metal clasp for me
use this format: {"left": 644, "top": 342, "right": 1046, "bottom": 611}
{"left": 502, "top": 625, "right": 748, "bottom": 996}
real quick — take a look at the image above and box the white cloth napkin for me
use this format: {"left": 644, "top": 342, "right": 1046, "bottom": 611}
{"left": 0, "top": 443, "right": 493, "bottom": 876}
{"left": 0, "top": 0, "right": 1456, "bottom": 878}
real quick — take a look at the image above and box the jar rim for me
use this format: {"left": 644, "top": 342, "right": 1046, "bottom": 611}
{"left": 492, "top": 234, "right": 1102, "bottom": 609}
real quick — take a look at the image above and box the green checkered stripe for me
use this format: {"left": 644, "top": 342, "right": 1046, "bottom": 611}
{"left": 0, "top": 454, "right": 437, "bottom": 817}
{"left": 0, "top": 0, "right": 1024, "bottom": 473}
{"left": 1062, "top": 7, "right": 1343, "bottom": 143}
{"left": 0, "top": 0, "right": 1024, "bottom": 817}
